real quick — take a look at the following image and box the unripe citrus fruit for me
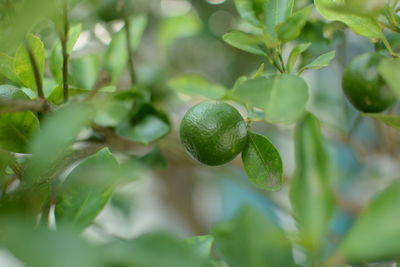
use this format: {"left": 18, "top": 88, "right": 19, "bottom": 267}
{"left": 342, "top": 52, "right": 396, "bottom": 113}
{"left": 180, "top": 101, "right": 248, "bottom": 166}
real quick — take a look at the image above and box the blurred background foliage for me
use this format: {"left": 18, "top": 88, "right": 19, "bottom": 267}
{"left": 0, "top": 0, "right": 400, "bottom": 266}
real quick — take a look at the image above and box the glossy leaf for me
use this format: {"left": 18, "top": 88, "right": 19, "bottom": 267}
{"left": 290, "top": 113, "right": 334, "bottom": 250}
{"left": 168, "top": 75, "right": 226, "bottom": 100}
{"left": 339, "top": 181, "right": 400, "bottom": 262}
{"left": 0, "top": 53, "right": 20, "bottom": 83}
{"left": 0, "top": 85, "right": 39, "bottom": 153}
{"left": 55, "top": 148, "right": 119, "bottom": 231}
{"left": 223, "top": 31, "right": 267, "bottom": 56}
{"left": 212, "top": 206, "right": 294, "bottom": 267}
{"left": 300, "top": 50, "right": 336, "bottom": 73}
{"left": 315, "top": 0, "right": 383, "bottom": 38}
{"left": 14, "top": 35, "right": 45, "bottom": 92}
{"left": 287, "top": 42, "right": 311, "bottom": 72}
{"left": 379, "top": 58, "right": 400, "bottom": 98}
{"left": 276, "top": 6, "right": 312, "bottom": 43}
{"left": 242, "top": 131, "right": 283, "bottom": 191}
{"left": 25, "top": 104, "right": 93, "bottom": 184}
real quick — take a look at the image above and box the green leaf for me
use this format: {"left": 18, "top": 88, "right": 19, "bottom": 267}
{"left": 70, "top": 54, "right": 101, "bottom": 90}
{"left": 129, "top": 15, "right": 148, "bottom": 51}
{"left": 67, "top": 24, "right": 82, "bottom": 53}
{"left": 136, "top": 147, "right": 168, "bottom": 170}
{"left": 379, "top": 58, "right": 400, "bottom": 98}
{"left": 314, "top": 0, "right": 383, "bottom": 38}
{"left": 300, "top": 50, "right": 336, "bottom": 73}
{"left": 339, "top": 181, "right": 400, "bottom": 262}
{"left": 55, "top": 148, "right": 119, "bottom": 231}
{"left": 223, "top": 31, "right": 267, "bottom": 56}
{"left": 233, "top": 0, "right": 263, "bottom": 26}
{"left": 0, "top": 53, "right": 20, "bottom": 83}
{"left": 212, "top": 206, "right": 294, "bottom": 267}
{"left": 0, "top": 85, "right": 39, "bottom": 153}
{"left": 242, "top": 131, "right": 283, "bottom": 191}
{"left": 158, "top": 13, "right": 201, "bottom": 47}
{"left": 168, "top": 75, "right": 226, "bottom": 100}
{"left": 25, "top": 104, "right": 94, "bottom": 184}
{"left": 233, "top": 74, "right": 309, "bottom": 124}
{"left": 290, "top": 113, "right": 334, "bottom": 250}
{"left": 14, "top": 34, "right": 45, "bottom": 92}
{"left": 105, "top": 29, "right": 127, "bottom": 84}
{"left": 185, "top": 235, "right": 214, "bottom": 258}
{"left": 287, "top": 42, "right": 311, "bottom": 72}
{"left": 276, "top": 6, "right": 312, "bottom": 43}
{"left": 253, "top": 63, "right": 265, "bottom": 78}
{"left": 116, "top": 103, "right": 170, "bottom": 145}
{"left": 264, "top": 0, "right": 295, "bottom": 38}
{"left": 364, "top": 113, "right": 400, "bottom": 130}
{"left": 94, "top": 99, "right": 131, "bottom": 127}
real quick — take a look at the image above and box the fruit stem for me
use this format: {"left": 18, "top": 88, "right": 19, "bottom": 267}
{"left": 61, "top": 0, "right": 70, "bottom": 103}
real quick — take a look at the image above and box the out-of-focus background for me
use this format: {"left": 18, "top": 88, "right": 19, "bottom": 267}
{"left": 1, "top": 0, "right": 400, "bottom": 265}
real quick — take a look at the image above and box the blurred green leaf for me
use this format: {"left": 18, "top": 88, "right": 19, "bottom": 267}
{"left": 129, "top": 15, "right": 148, "bottom": 51}
{"left": 67, "top": 24, "right": 82, "bottom": 53}
{"left": 168, "top": 75, "right": 226, "bottom": 100}
{"left": 94, "top": 99, "right": 131, "bottom": 127}
{"left": 105, "top": 29, "right": 127, "bottom": 84}
{"left": 253, "top": 63, "right": 265, "bottom": 78}
{"left": 25, "top": 104, "right": 94, "bottom": 184}
{"left": 242, "top": 131, "right": 283, "bottom": 191}
{"left": 14, "top": 34, "right": 45, "bottom": 92}
{"left": 185, "top": 235, "right": 214, "bottom": 258}
{"left": 339, "top": 181, "right": 400, "bottom": 262}
{"left": 290, "top": 113, "right": 334, "bottom": 251}
{"left": 0, "top": 85, "right": 39, "bottom": 153}
{"left": 379, "top": 58, "right": 400, "bottom": 98}
{"left": 137, "top": 147, "right": 168, "bottom": 170}
{"left": 55, "top": 148, "right": 119, "bottom": 231}
{"left": 159, "top": 13, "right": 201, "bottom": 47}
{"left": 287, "top": 42, "right": 311, "bottom": 72}
{"left": 0, "top": 53, "right": 20, "bottom": 84}
{"left": 300, "top": 50, "right": 336, "bottom": 73}
{"left": 276, "top": 6, "right": 312, "bottom": 43}
{"left": 364, "top": 113, "right": 400, "bottom": 130}
{"left": 233, "top": 0, "right": 263, "bottom": 26}
{"left": 213, "top": 206, "right": 294, "bottom": 267}
{"left": 103, "top": 232, "right": 213, "bottom": 267}
{"left": 0, "top": 149, "right": 10, "bottom": 186}
{"left": 116, "top": 103, "right": 170, "bottom": 145}
{"left": 70, "top": 54, "right": 101, "bottom": 90}
{"left": 315, "top": 0, "right": 383, "bottom": 38}
{"left": 0, "top": 220, "right": 101, "bottom": 267}
{"left": 264, "top": 0, "right": 295, "bottom": 39}
{"left": 232, "top": 76, "right": 269, "bottom": 109}
{"left": 223, "top": 31, "right": 267, "bottom": 56}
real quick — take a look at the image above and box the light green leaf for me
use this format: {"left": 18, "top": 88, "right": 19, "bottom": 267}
{"left": 290, "top": 113, "right": 334, "bottom": 251}
{"left": 276, "top": 6, "right": 312, "bottom": 43}
{"left": 168, "top": 75, "right": 226, "bottom": 100}
{"left": 129, "top": 15, "right": 148, "bottom": 51}
{"left": 0, "top": 53, "right": 20, "bottom": 83}
{"left": 67, "top": 24, "right": 82, "bottom": 53}
{"left": 364, "top": 113, "right": 400, "bottom": 130}
{"left": 158, "top": 13, "right": 201, "bottom": 47}
{"left": 70, "top": 54, "right": 101, "bottom": 90}
{"left": 14, "top": 34, "right": 45, "bottom": 92}
{"left": 287, "top": 42, "right": 311, "bottom": 72}
{"left": 0, "top": 85, "right": 39, "bottom": 153}
{"left": 55, "top": 148, "right": 119, "bottom": 231}
{"left": 300, "top": 50, "right": 336, "bottom": 73}
{"left": 242, "top": 131, "right": 283, "bottom": 191}
{"left": 212, "top": 206, "right": 294, "bottom": 267}
{"left": 253, "top": 63, "right": 265, "bottom": 78}
{"left": 379, "top": 58, "right": 400, "bottom": 98}
{"left": 223, "top": 31, "right": 267, "bottom": 56}
{"left": 339, "top": 181, "right": 400, "bottom": 262}
{"left": 233, "top": 0, "right": 263, "bottom": 26}
{"left": 264, "top": 0, "right": 295, "bottom": 38}
{"left": 105, "top": 29, "right": 127, "bottom": 84}
{"left": 185, "top": 235, "right": 214, "bottom": 258}
{"left": 314, "top": 0, "right": 383, "bottom": 38}
{"left": 232, "top": 77, "right": 270, "bottom": 109}
{"left": 25, "top": 104, "right": 94, "bottom": 184}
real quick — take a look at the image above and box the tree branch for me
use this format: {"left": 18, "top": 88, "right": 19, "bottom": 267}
{"left": 0, "top": 98, "right": 50, "bottom": 114}
{"left": 25, "top": 41, "right": 45, "bottom": 99}
{"left": 61, "top": 0, "right": 70, "bottom": 103}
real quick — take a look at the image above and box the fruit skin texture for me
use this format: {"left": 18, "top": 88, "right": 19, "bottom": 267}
{"left": 342, "top": 52, "right": 396, "bottom": 113}
{"left": 180, "top": 101, "right": 248, "bottom": 166}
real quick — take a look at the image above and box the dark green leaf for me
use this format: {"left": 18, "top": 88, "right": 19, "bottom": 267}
{"left": 0, "top": 85, "right": 39, "bottom": 153}
{"left": 212, "top": 206, "right": 294, "bottom": 267}
{"left": 55, "top": 148, "right": 119, "bottom": 231}
{"left": 290, "top": 113, "right": 334, "bottom": 251}
{"left": 276, "top": 6, "right": 312, "bottom": 43}
{"left": 168, "top": 75, "right": 226, "bottom": 100}
{"left": 300, "top": 50, "right": 336, "bottom": 73}
{"left": 242, "top": 131, "right": 283, "bottom": 191}
{"left": 339, "top": 181, "right": 400, "bottom": 262}
{"left": 223, "top": 31, "right": 267, "bottom": 56}
{"left": 14, "top": 34, "right": 45, "bottom": 92}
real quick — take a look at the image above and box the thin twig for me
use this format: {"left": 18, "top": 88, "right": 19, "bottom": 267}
{"left": 61, "top": 0, "right": 70, "bottom": 103}
{"left": 118, "top": 0, "right": 137, "bottom": 85}
{"left": 25, "top": 41, "right": 45, "bottom": 99}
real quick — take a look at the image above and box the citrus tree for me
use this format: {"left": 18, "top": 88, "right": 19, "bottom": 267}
{"left": 0, "top": 0, "right": 400, "bottom": 266}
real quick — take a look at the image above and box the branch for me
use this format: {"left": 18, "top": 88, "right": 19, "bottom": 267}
{"left": 61, "top": 0, "right": 70, "bottom": 103}
{"left": 25, "top": 41, "right": 45, "bottom": 99}
{"left": 0, "top": 98, "right": 50, "bottom": 114}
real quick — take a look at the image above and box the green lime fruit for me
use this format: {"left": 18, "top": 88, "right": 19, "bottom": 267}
{"left": 342, "top": 52, "right": 396, "bottom": 113}
{"left": 180, "top": 101, "right": 248, "bottom": 166}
